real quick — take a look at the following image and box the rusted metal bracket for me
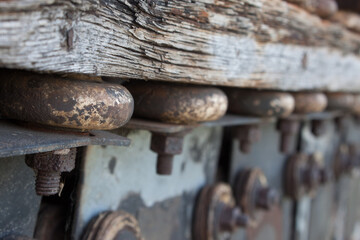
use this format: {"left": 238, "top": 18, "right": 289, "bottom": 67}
{"left": 0, "top": 120, "right": 130, "bottom": 158}
{"left": 124, "top": 115, "right": 275, "bottom": 174}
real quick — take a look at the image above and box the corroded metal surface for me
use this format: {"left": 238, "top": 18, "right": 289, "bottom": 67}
{"left": 224, "top": 89, "right": 295, "bottom": 118}
{"left": 283, "top": 153, "right": 328, "bottom": 200}
{"left": 326, "top": 92, "right": 355, "bottom": 111}
{"left": 0, "top": 120, "right": 130, "bottom": 158}
{"left": 125, "top": 82, "right": 228, "bottom": 124}
{"left": 292, "top": 92, "right": 328, "bottom": 114}
{"left": 82, "top": 211, "right": 143, "bottom": 240}
{"left": 192, "top": 183, "right": 248, "bottom": 240}
{"left": 283, "top": 153, "right": 310, "bottom": 200}
{"left": 0, "top": 70, "right": 134, "bottom": 130}
{"left": 235, "top": 125, "right": 261, "bottom": 154}
{"left": 26, "top": 148, "right": 77, "bottom": 196}
{"left": 72, "top": 127, "right": 223, "bottom": 240}
{"left": 234, "top": 168, "right": 279, "bottom": 221}
{"left": 277, "top": 119, "right": 301, "bottom": 153}
{"left": 150, "top": 132, "right": 187, "bottom": 175}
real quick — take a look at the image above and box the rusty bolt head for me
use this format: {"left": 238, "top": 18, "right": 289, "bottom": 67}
{"left": 150, "top": 133, "right": 184, "bottom": 155}
{"left": 277, "top": 119, "right": 300, "bottom": 134}
{"left": 25, "top": 148, "right": 76, "bottom": 172}
{"left": 236, "top": 125, "right": 261, "bottom": 154}
{"left": 219, "top": 206, "right": 249, "bottom": 232}
{"left": 277, "top": 119, "right": 300, "bottom": 153}
{"left": 256, "top": 187, "right": 279, "bottom": 210}
{"left": 150, "top": 132, "right": 185, "bottom": 175}
{"left": 311, "top": 119, "right": 327, "bottom": 137}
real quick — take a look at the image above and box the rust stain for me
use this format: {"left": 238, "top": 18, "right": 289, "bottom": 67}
{"left": 0, "top": 70, "right": 134, "bottom": 130}
{"left": 126, "top": 82, "right": 228, "bottom": 124}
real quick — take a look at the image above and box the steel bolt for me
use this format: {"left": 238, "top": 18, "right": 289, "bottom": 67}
{"left": 235, "top": 125, "right": 261, "bottom": 154}
{"left": 219, "top": 206, "right": 249, "bottom": 232}
{"left": 311, "top": 119, "right": 327, "bottom": 137}
{"left": 277, "top": 119, "right": 300, "bottom": 153}
{"left": 150, "top": 133, "right": 185, "bottom": 175}
{"left": 256, "top": 187, "right": 279, "bottom": 210}
{"left": 25, "top": 148, "right": 76, "bottom": 196}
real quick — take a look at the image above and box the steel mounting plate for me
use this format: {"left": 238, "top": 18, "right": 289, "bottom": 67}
{"left": 0, "top": 120, "right": 130, "bottom": 158}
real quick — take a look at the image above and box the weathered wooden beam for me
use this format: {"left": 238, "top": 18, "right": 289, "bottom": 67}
{"left": 1, "top": 0, "right": 360, "bottom": 91}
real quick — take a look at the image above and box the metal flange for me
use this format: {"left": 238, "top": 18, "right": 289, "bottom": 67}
{"left": 284, "top": 153, "right": 329, "bottom": 200}
{"left": 234, "top": 168, "right": 279, "bottom": 221}
{"left": 193, "top": 183, "right": 248, "bottom": 240}
{"left": 82, "top": 211, "right": 143, "bottom": 240}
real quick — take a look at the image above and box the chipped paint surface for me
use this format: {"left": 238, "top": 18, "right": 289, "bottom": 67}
{"left": 73, "top": 126, "right": 222, "bottom": 239}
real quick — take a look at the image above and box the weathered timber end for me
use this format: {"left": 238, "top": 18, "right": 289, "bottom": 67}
{"left": 0, "top": 0, "right": 360, "bottom": 91}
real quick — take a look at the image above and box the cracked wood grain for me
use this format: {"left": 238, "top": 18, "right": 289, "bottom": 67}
{"left": 1, "top": 0, "right": 360, "bottom": 91}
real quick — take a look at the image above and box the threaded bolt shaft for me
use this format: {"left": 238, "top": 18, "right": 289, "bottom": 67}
{"left": 156, "top": 154, "right": 174, "bottom": 175}
{"left": 35, "top": 170, "right": 61, "bottom": 196}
